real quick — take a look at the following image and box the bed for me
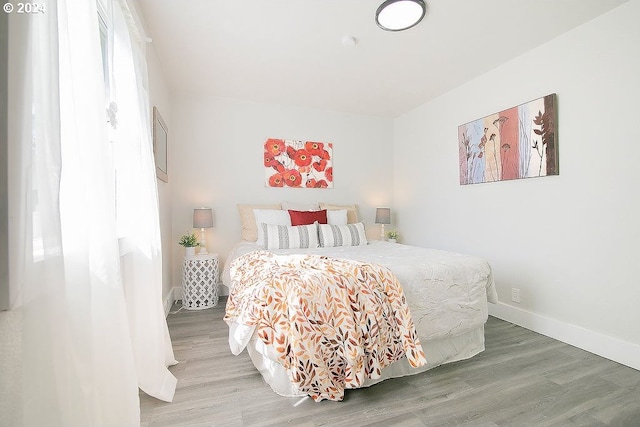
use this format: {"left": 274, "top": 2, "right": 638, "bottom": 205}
{"left": 223, "top": 237, "right": 498, "bottom": 401}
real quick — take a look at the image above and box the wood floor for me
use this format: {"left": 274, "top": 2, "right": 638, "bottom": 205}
{"left": 140, "top": 299, "right": 640, "bottom": 426}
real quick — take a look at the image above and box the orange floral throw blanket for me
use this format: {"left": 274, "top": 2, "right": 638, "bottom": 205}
{"left": 224, "top": 250, "right": 427, "bottom": 402}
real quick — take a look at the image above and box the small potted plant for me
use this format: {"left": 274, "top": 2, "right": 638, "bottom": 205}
{"left": 179, "top": 231, "right": 199, "bottom": 256}
{"left": 387, "top": 230, "right": 398, "bottom": 243}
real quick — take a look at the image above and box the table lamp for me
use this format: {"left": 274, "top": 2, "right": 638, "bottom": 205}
{"left": 375, "top": 207, "right": 391, "bottom": 240}
{"left": 193, "top": 207, "right": 214, "bottom": 254}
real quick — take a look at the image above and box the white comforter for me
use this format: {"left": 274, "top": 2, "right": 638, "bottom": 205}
{"left": 224, "top": 241, "right": 498, "bottom": 396}
{"left": 224, "top": 240, "right": 497, "bottom": 337}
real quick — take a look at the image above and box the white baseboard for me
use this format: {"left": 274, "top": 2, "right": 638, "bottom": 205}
{"left": 163, "top": 286, "right": 182, "bottom": 317}
{"left": 489, "top": 302, "right": 640, "bottom": 371}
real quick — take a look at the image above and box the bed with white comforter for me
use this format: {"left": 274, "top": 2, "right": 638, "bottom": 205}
{"left": 223, "top": 240, "right": 498, "bottom": 400}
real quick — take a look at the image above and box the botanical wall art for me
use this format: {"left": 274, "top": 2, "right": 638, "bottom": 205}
{"left": 458, "top": 93, "right": 557, "bottom": 185}
{"left": 264, "top": 138, "right": 333, "bottom": 188}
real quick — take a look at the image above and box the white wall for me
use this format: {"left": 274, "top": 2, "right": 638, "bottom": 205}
{"left": 170, "top": 95, "right": 394, "bottom": 293}
{"left": 0, "top": 10, "right": 8, "bottom": 312}
{"left": 393, "top": 0, "right": 640, "bottom": 370}
{"left": 146, "top": 42, "right": 174, "bottom": 310}
{"left": 0, "top": 11, "right": 28, "bottom": 425}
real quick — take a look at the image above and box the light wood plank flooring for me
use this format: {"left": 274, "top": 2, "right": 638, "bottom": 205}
{"left": 141, "top": 299, "right": 640, "bottom": 426}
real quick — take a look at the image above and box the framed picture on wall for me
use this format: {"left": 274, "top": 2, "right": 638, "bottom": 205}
{"left": 264, "top": 138, "right": 333, "bottom": 188}
{"left": 458, "top": 93, "right": 558, "bottom": 185}
{"left": 153, "top": 107, "right": 169, "bottom": 183}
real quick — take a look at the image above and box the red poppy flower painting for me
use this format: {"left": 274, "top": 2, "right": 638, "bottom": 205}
{"left": 305, "top": 141, "right": 325, "bottom": 156}
{"left": 313, "top": 159, "right": 327, "bottom": 172}
{"left": 265, "top": 139, "right": 333, "bottom": 188}
{"left": 269, "top": 173, "right": 284, "bottom": 187}
{"left": 306, "top": 179, "right": 328, "bottom": 188}
{"left": 325, "top": 167, "right": 333, "bottom": 182}
{"left": 283, "top": 169, "right": 302, "bottom": 187}
{"left": 264, "top": 151, "right": 285, "bottom": 173}
{"left": 264, "top": 138, "right": 285, "bottom": 156}
{"left": 264, "top": 151, "right": 274, "bottom": 167}
{"left": 292, "top": 149, "right": 313, "bottom": 167}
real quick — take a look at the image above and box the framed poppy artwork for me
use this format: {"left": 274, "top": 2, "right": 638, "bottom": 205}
{"left": 264, "top": 138, "right": 333, "bottom": 188}
{"left": 458, "top": 93, "right": 558, "bottom": 185}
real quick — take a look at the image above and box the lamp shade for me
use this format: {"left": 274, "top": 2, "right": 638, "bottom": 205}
{"left": 193, "top": 208, "right": 214, "bottom": 229}
{"left": 375, "top": 207, "right": 391, "bottom": 225}
{"left": 375, "top": 0, "right": 426, "bottom": 32}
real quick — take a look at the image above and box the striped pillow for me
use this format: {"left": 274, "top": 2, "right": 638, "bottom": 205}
{"left": 318, "top": 222, "right": 367, "bottom": 247}
{"left": 262, "top": 223, "right": 319, "bottom": 250}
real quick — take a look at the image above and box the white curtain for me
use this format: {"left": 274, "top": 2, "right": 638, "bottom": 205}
{"left": 14, "top": 0, "right": 176, "bottom": 425}
{"left": 109, "top": 0, "right": 178, "bottom": 401}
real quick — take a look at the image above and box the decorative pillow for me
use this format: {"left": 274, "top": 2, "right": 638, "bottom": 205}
{"left": 319, "top": 203, "right": 359, "bottom": 224}
{"left": 281, "top": 201, "right": 320, "bottom": 211}
{"left": 254, "top": 209, "right": 292, "bottom": 247}
{"left": 288, "top": 209, "right": 327, "bottom": 226}
{"left": 327, "top": 209, "right": 348, "bottom": 225}
{"left": 318, "top": 222, "right": 367, "bottom": 247}
{"left": 262, "top": 223, "right": 319, "bottom": 250}
{"left": 238, "top": 204, "right": 281, "bottom": 242}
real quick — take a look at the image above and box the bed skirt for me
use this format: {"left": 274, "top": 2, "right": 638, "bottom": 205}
{"left": 246, "top": 325, "right": 486, "bottom": 397}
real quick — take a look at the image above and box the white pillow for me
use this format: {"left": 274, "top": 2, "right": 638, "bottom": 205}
{"left": 318, "top": 222, "right": 368, "bottom": 247}
{"left": 319, "top": 203, "right": 359, "bottom": 224}
{"left": 238, "top": 203, "right": 281, "bottom": 242}
{"left": 281, "top": 201, "right": 320, "bottom": 211}
{"left": 262, "top": 223, "right": 319, "bottom": 250}
{"left": 327, "top": 209, "right": 348, "bottom": 225}
{"left": 254, "top": 209, "right": 291, "bottom": 247}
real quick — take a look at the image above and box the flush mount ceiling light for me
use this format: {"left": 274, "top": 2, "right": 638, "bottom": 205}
{"left": 375, "top": 0, "right": 426, "bottom": 32}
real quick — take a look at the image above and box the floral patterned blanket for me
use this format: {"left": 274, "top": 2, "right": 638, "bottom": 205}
{"left": 224, "top": 250, "right": 427, "bottom": 401}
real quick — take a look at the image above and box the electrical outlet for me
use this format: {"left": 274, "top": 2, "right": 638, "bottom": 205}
{"left": 511, "top": 288, "right": 521, "bottom": 304}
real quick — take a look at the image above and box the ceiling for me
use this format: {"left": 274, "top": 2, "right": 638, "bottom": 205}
{"left": 136, "top": 0, "right": 628, "bottom": 118}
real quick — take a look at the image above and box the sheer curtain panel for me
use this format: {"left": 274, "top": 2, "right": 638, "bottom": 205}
{"left": 21, "top": 0, "right": 140, "bottom": 425}
{"left": 110, "top": 0, "right": 177, "bottom": 401}
{"left": 11, "top": 0, "right": 177, "bottom": 425}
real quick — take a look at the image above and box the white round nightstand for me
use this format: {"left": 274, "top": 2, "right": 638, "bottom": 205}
{"left": 181, "top": 253, "right": 219, "bottom": 310}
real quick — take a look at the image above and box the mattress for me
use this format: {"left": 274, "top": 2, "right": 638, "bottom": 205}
{"left": 224, "top": 241, "right": 498, "bottom": 397}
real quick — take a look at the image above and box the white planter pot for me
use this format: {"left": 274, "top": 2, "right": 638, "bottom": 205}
{"left": 185, "top": 246, "right": 196, "bottom": 256}
{"left": 388, "top": 239, "right": 397, "bottom": 244}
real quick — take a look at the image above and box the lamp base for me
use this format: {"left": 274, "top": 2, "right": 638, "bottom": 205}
{"left": 380, "top": 224, "right": 386, "bottom": 241}
{"left": 199, "top": 228, "right": 208, "bottom": 254}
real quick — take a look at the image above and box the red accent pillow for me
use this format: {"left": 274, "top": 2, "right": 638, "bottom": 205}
{"left": 288, "top": 209, "right": 328, "bottom": 226}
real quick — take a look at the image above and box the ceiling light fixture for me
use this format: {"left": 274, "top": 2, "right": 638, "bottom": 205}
{"left": 375, "top": 0, "right": 426, "bottom": 32}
